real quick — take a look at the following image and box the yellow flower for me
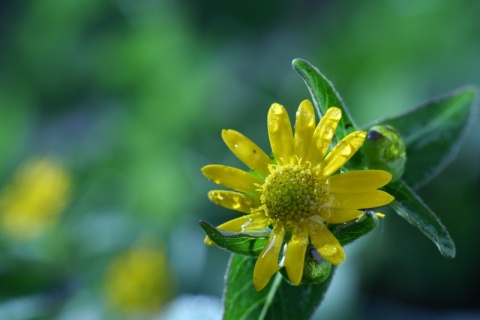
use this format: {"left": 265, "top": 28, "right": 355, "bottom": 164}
{"left": 202, "top": 100, "right": 394, "bottom": 291}
{"left": 0, "top": 157, "right": 70, "bottom": 239}
{"left": 105, "top": 245, "right": 173, "bottom": 315}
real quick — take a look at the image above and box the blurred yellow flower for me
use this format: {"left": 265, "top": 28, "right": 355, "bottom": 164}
{"left": 0, "top": 157, "right": 70, "bottom": 239}
{"left": 202, "top": 100, "right": 394, "bottom": 291}
{"left": 105, "top": 245, "right": 173, "bottom": 315}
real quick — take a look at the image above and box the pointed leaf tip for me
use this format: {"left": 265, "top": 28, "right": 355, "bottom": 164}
{"left": 292, "top": 58, "right": 357, "bottom": 141}
{"left": 199, "top": 220, "right": 269, "bottom": 257}
{"left": 386, "top": 181, "right": 456, "bottom": 258}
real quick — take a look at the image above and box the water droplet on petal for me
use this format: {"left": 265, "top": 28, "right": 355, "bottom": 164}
{"left": 329, "top": 108, "right": 342, "bottom": 120}
{"left": 269, "top": 120, "right": 279, "bottom": 132}
{"left": 323, "top": 126, "right": 334, "bottom": 140}
{"left": 339, "top": 142, "right": 353, "bottom": 156}
{"left": 271, "top": 104, "right": 283, "bottom": 115}
{"left": 321, "top": 244, "right": 338, "bottom": 257}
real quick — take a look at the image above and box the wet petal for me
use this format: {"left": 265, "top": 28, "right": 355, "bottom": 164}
{"left": 293, "top": 100, "right": 316, "bottom": 160}
{"left": 202, "top": 165, "right": 264, "bottom": 194}
{"left": 306, "top": 107, "right": 342, "bottom": 166}
{"left": 308, "top": 219, "right": 345, "bottom": 265}
{"left": 284, "top": 225, "right": 309, "bottom": 285}
{"left": 208, "top": 190, "right": 260, "bottom": 214}
{"left": 324, "top": 190, "right": 395, "bottom": 209}
{"left": 268, "top": 103, "right": 294, "bottom": 165}
{"left": 215, "top": 212, "right": 270, "bottom": 232}
{"left": 316, "top": 208, "right": 364, "bottom": 224}
{"left": 319, "top": 131, "right": 367, "bottom": 178}
{"left": 222, "top": 129, "right": 273, "bottom": 177}
{"left": 328, "top": 170, "right": 393, "bottom": 193}
{"left": 253, "top": 223, "right": 285, "bottom": 291}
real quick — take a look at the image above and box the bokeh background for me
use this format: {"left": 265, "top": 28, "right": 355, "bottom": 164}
{"left": 1, "top": 0, "right": 479, "bottom": 319}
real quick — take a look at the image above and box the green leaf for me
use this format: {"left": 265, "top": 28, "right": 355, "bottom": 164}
{"left": 199, "top": 221, "right": 269, "bottom": 257}
{"left": 385, "top": 180, "right": 455, "bottom": 258}
{"left": 329, "top": 210, "right": 380, "bottom": 246}
{"left": 371, "top": 87, "right": 478, "bottom": 188}
{"left": 223, "top": 254, "right": 334, "bottom": 320}
{"left": 292, "top": 58, "right": 357, "bottom": 141}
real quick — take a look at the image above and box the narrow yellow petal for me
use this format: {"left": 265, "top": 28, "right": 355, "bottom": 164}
{"left": 306, "top": 107, "right": 342, "bottom": 166}
{"left": 325, "top": 190, "right": 395, "bottom": 209}
{"left": 215, "top": 213, "right": 270, "bottom": 232}
{"left": 284, "top": 225, "right": 309, "bottom": 286}
{"left": 319, "top": 131, "right": 367, "bottom": 178}
{"left": 208, "top": 190, "right": 260, "bottom": 214}
{"left": 253, "top": 224, "right": 285, "bottom": 291}
{"left": 268, "top": 103, "right": 294, "bottom": 165}
{"left": 308, "top": 220, "right": 345, "bottom": 265}
{"left": 202, "top": 165, "right": 264, "bottom": 194}
{"left": 328, "top": 170, "right": 393, "bottom": 193}
{"left": 222, "top": 129, "right": 273, "bottom": 177}
{"left": 316, "top": 208, "right": 364, "bottom": 224}
{"left": 293, "top": 100, "right": 316, "bottom": 160}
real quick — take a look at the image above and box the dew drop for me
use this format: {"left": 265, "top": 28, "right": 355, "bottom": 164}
{"left": 269, "top": 120, "right": 279, "bottom": 132}
{"left": 323, "top": 126, "right": 334, "bottom": 139}
{"left": 232, "top": 198, "right": 241, "bottom": 209}
{"left": 321, "top": 244, "right": 338, "bottom": 256}
{"left": 271, "top": 104, "right": 283, "bottom": 115}
{"left": 339, "top": 142, "right": 353, "bottom": 156}
{"left": 329, "top": 108, "right": 342, "bottom": 120}
{"left": 306, "top": 118, "right": 315, "bottom": 128}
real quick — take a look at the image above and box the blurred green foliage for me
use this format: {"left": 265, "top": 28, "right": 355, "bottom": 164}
{"left": 0, "top": 0, "right": 479, "bottom": 319}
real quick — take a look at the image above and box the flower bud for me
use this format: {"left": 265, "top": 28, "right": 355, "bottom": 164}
{"left": 362, "top": 125, "right": 407, "bottom": 182}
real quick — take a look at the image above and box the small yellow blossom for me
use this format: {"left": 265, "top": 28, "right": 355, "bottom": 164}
{"left": 202, "top": 100, "right": 394, "bottom": 290}
{"left": 105, "top": 245, "right": 173, "bottom": 315}
{"left": 0, "top": 157, "right": 70, "bottom": 239}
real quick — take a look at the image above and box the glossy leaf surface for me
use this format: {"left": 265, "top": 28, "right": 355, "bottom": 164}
{"left": 199, "top": 221, "right": 269, "bottom": 257}
{"left": 292, "top": 58, "right": 357, "bottom": 141}
{"left": 385, "top": 180, "right": 455, "bottom": 258}
{"left": 372, "top": 87, "right": 477, "bottom": 188}
{"left": 223, "top": 254, "right": 334, "bottom": 320}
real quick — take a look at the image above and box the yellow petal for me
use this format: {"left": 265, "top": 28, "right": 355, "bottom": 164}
{"left": 306, "top": 107, "right": 342, "bottom": 166}
{"left": 283, "top": 225, "right": 308, "bottom": 286}
{"left": 325, "top": 190, "right": 395, "bottom": 209}
{"left": 268, "top": 103, "right": 294, "bottom": 165}
{"left": 328, "top": 170, "right": 393, "bottom": 193}
{"left": 293, "top": 100, "right": 316, "bottom": 160}
{"left": 316, "top": 208, "right": 364, "bottom": 224}
{"left": 308, "top": 219, "right": 345, "bottom": 265}
{"left": 222, "top": 129, "right": 273, "bottom": 177}
{"left": 216, "top": 213, "right": 270, "bottom": 232}
{"left": 253, "top": 223, "right": 285, "bottom": 291}
{"left": 202, "top": 165, "right": 264, "bottom": 194}
{"left": 319, "top": 131, "right": 366, "bottom": 178}
{"left": 208, "top": 190, "right": 260, "bottom": 214}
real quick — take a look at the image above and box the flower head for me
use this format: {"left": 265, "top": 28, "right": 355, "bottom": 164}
{"left": 105, "top": 244, "right": 173, "bottom": 315}
{"left": 0, "top": 157, "right": 70, "bottom": 239}
{"left": 202, "top": 100, "right": 394, "bottom": 290}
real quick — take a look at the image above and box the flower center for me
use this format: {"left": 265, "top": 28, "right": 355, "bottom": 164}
{"left": 260, "top": 164, "right": 326, "bottom": 224}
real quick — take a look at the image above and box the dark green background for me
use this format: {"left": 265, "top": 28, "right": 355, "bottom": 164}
{"left": 1, "top": 1, "right": 479, "bottom": 319}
